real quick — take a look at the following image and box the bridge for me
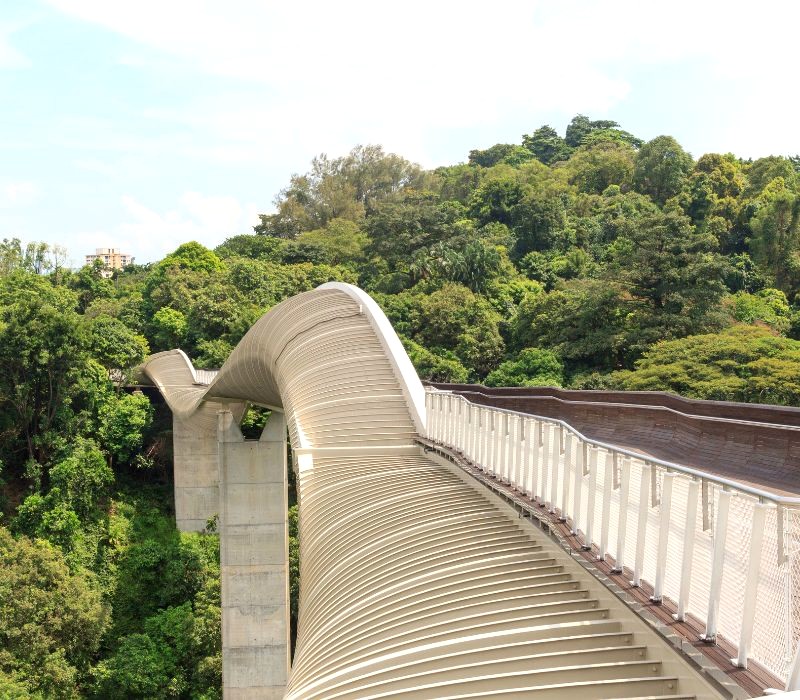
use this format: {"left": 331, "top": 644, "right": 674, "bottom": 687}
{"left": 138, "top": 282, "right": 800, "bottom": 699}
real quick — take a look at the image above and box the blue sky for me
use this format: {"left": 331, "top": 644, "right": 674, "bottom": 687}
{"left": 1, "top": 1, "right": 798, "bottom": 264}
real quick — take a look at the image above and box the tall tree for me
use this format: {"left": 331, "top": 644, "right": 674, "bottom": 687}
{"left": 632, "top": 135, "right": 693, "bottom": 205}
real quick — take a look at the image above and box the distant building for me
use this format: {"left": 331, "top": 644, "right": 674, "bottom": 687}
{"left": 85, "top": 247, "right": 134, "bottom": 277}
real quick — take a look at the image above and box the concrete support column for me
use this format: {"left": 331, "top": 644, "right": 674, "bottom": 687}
{"left": 173, "top": 405, "right": 225, "bottom": 532}
{"left": 219, "top": 410, "right": 290, "bottom": 699}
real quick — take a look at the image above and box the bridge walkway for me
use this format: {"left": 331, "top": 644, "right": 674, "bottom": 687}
{"left": 285, "top": 448, "right": 728, "bottom": 699}
{"left": 418, "top": 436, "right": 780, "bottom": 697}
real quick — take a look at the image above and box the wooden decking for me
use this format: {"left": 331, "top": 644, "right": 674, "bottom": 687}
{"left": 433, "top": 385, "right": 800, "bottom": 497}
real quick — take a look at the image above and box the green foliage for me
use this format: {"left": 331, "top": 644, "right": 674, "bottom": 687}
{"left": 485, "top": 348, "right": 564, "bottom": 387}
{"left": 99, "top": 392, "right": 153, "bottom": 465}
{"left": 729, "top": 288, "right": 791, "bottom": 333}
{"left": 632, "top": 135, "right": 693, "bottom": 204}
{"left": 564, "top": 140, "right": 635, "bottom": 194}
{"left": 296, "top": 218, "right": 369, "bottom": 265}
{"left": 0, "top": 527, "right": 109, "bottom": 698}
{"left": 87, "top": 316, "right": 149, "bottom": 371}
{"left": 512, "top": 281, "right": 625, "bottom": 370}
{"left": 522, "top": 125, "right": 571, "bottom": 165}
{"left": 402, "top": 337, "right": 470, "bottom": 383}
{"left": 151, "top": 307, "right": 188, "bottom": 350}
{"left": 418, "top": 284, "right": 504, "bottom": 377}
{"left": 611, "top": 325, "right": 800, "bottom": 404}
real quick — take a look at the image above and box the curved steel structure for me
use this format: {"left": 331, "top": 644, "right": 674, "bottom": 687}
{"left": 140, "top": 283, "right": 726, "bottom": 699}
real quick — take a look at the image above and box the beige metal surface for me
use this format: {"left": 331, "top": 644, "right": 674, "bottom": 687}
{"left": 139, "top": 283, "right": 729, "bottom": 699}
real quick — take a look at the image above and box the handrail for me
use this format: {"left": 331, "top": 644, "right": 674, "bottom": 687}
{"left": 424, "top": 387, "right": 799, "bottom": 684}
{"left": 432, "top": 389, "right": 800, "bottom": 507}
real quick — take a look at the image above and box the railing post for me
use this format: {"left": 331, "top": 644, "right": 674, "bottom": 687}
{"left": 599, "top": 451, "right": 614, "bottom": 562}
{"left": 443, "top": 394, "right": 451, "bottom": 446}
{"left": 572, "top": 438, "right": 585, "bottom": 536}
{"left": 501, "top": 413, "right": 512, "bottom": 484}
{"left": 652, "top": 471, "right": 674, "bottom": 603}
{"left": 481, "top": 408, "right": 490, "bottom": 469}
{"left": 539, "top": 422, "right": 549, "bottom": 507}
{"left": 495, "top": 411, "right": 506, "bottom": 480}
{"left": 493, "top": 411, "right": 502, "bottom": 478}
{"left": 786, "top": 642, "right": 800, "bottom": 691}
{"left": 549, "top": 424, "right": 559, "bottom": 513}
{"left": 702, "top": 487, "right": 732, "bottom": 642}
{"left": 469, "top": 404, "right": 475, "bottom": 459}
{"left": 735, "top": 501, "right": 769, "bottom": 668}
{"left": 560, "top": 432, "right": 572, "bottom": 522}
{"left": 632, "top": 462, "right": 651, "bottom": 587}
{"left": 525, "top": 419, "right": 536, "bottom": 498}
{"left": 612, "top": 456, "right": 630, "bottom": 574}
{"left": 583, "top": 446, "right": 598, "bottom": 551}
{"left": 675, "top": 478, "right": 699, "bottom": 622}
{"left": 514, "top": 415, "right": 524, "bottom": 490}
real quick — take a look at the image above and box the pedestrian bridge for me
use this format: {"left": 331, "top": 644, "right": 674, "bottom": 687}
{"left": 139, "top": 283, "right": 800, "bottom": 699}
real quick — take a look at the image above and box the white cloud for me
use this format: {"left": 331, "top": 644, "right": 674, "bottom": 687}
{"left": 0, "top": 181, "right": 38, "bottom": 208}
{"left": 94, "top": 192, "right": 259, "bottom": 262}
{"left": 44, "top": 0, "right": 800, "bottom": 164}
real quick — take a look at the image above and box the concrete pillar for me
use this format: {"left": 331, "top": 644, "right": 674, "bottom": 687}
{"left": 218, "top": 410, "right": 290, "bottom": 699}
{"left": 173, "top": 404, "right": 224, "bottom": 532}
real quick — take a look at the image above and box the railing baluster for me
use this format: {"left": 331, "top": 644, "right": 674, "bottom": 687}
{"left": 652, "top": 471, "right": 674, "bottom": 602}
{"left": 612, "top": 455, "right": 630, "bottom": 573}
{"left": 549, "top": 424, "right": 559, "bottom": 513}
{"left": 572, "top": 438, "right": 585, "bottom": 536}
{"left": 599, "top": 451, "right": 614, "bottom": 561}
{"left": 584, "top": 446, "right": 598, "bottom": 551}
{"left": 675, "top": 478, "right": 699, "bottom": 622}
{"left": 560, "top": 432, "right": 572, "bottom": 522}
{"left": 539, "top": 422, "right": 549, "bottom": 507}
{"left": 632, "top": 462, "right": 651, "bottom": 587}
{"left": 702, "top": 487, "right": 732, "bottom": 641}
{"left": 735, "top": 501, "right": 769, "bottom": 667}
{"left": 526, "top": 419, "right": 536, "bottom": 499}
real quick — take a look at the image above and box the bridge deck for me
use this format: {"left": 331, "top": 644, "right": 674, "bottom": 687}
{"left": 418, "top": 436, "right": 782, "bottom": 698}
{"left": 286, "top": 448, "right": 729, "bottom": 699}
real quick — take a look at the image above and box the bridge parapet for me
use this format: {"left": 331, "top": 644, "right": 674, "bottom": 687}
{"left": 426, "top": 388, "right": 800, "bottom": 688}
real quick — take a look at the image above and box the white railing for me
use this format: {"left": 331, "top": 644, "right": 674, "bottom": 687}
{"left": 424, "top": 389, "right": 800, "bottom": 685}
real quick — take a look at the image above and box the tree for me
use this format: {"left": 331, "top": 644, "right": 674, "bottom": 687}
{"left": 468, "top": 143, "right": 518, "bottom": 168}
{"left": 729, "top": 288, "right": 791, "bottom": 334}
{"left": 0, "top": 274, "right": 87, "bottom": 465}
{"left": 610, "top": 325, "right": 800, "bottom": 405}
{"left": 366, "top": 192, "right": 464, "bottom": 265}
{"left": 563, "top": 140, "right": 636, "bottom": 194}
{"left": 255, "top": 145, "right": 423, "bottom": 237}
{"left": 613, "top": 208, "right": 729, "bottom": 355}
{"left": 564, "top": 114, "right": 642, "bottom": 149}
{"left": 98, "top": 392, "right": 153, "bottom": 466}
{"left": 0, "top": 527, "right": 109, "bottom": 697}
{"left": 632, "top": 135, "right": 693, "bottom": 205}
{"left": 469, "top": 175, "right": 526, "bottom": 228}
{"left": 88, "top": 315, "right": 149, "bottom": 372}
{"left": 749, "top": 178, "right": 800, "bottom": 293}
{"left": 418, "top": 284, "right": 504, "bottom": 377}
{"left": 511, "top": 281, "right": 625, "bottom": 370}
{"left": 150, "top": 307, "right": 188, "bottom": 351}
{"left": 485, "top": 348, "right": 564, "bottom": 387}
{"left": 510, "top": 194, "right": 568, "bottom": 257}
{"left": 522, "top": 125, "right": 571, "bottom": 165}
{"left": 296, "top": 218, "right": 369, "bottom": 265}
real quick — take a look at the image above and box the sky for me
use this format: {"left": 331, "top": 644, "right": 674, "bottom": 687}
{"left": 1, "top": 1, "right": 799, "bottom": 265}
